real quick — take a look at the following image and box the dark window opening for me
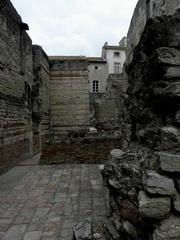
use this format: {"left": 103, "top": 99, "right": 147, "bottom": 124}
{"left": 93, "top": 80, "right": 99, "bottom": 93}
{"left": 114, "top": 52, "right": 120, "bottom": 57}
{"left": 95, "top": 65, "right": 98, "bottom": 70}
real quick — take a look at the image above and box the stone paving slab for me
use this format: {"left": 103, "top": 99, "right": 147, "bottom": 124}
{"left": 0, "top": 164, "right": 109, "bottom": 240}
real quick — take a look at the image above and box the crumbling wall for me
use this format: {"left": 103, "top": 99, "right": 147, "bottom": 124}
{"left": 127, "top": 0, "right": 179, "bottom": 63}
{"left": 90, "top": 73, "right": 128, "bottom": 132}
{"left": 126, "top": 10, "right": 180, "bottom": 152}
{"left": 102, "top": 8, "right": 180, "bottom": 240}
{"left": 49, "top": 57, "right": 90, "bottom": 141}
{"left": 0, "top": 0, "right": 34, "bottom": 173}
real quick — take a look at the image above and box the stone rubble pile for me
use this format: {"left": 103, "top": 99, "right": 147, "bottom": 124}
{"left": 102, "top": 149, "right": 180, "bottom": 240}
{"left": 73, "top": 217, "right": 106, "bottom": 240}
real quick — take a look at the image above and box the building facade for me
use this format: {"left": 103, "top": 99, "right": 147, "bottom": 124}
{"left": 88, "top": 57, "right": 108, "bottom": 94}
{"left": 102, "top": 38, "right": 126, "bottom": 74}
{"left": 88, "top": 38, "right": 127, "bottom": 95}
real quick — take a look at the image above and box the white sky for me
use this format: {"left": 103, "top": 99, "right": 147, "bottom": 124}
{"left": 11, "top": 0, "right": 138, "bottom": 56}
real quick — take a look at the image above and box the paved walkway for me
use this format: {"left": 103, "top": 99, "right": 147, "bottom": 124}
{"left": 0, "top": 165, "right": 109, "bottom": 240}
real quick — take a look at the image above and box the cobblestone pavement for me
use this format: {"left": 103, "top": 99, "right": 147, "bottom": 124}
{"left": 0, "top": 164, "right": 109, "bottom": 240}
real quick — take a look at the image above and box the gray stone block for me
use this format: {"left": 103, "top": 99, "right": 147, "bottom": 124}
{"left": 153, "top": 215, "right": 180, "bottom": 240}
{"left": 108, "top": 149, "right": 124, "bottom": 160}
{"left": 156, "top": 152, "right": 180, "bottom": 173}
{"left": 143, "top": 171, "right": 176, "bottom": 195}
{"left": 138, "top": 191, "right": 170, "bottom": 219}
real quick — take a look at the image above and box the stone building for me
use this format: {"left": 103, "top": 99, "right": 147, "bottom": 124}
{"left": 88, "top": 57, "right": 108, "bottom": 94}
{"left": 49, "top": 56, "right": 90, "bottom": 141}
{"left": 102, "top": 38, "right": 126, "bottom": 74}
{"left": 88, "top": 39, "right": 127, "bottom": 128}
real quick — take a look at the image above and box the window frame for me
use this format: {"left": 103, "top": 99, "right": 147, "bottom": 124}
{"left": 114, "top": 62, "right": 121, "bottom": 74}
{"left": 92, "top": 80, "right": 99, "bottom": 93}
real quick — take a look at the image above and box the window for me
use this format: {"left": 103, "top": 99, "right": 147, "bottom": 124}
{"left": 114, "top": 52, "right": 120, "bottom": 57}
{"left": 114, "top": 63, "right": 121, "bottom": 73}
{"left": 95, "top": 65, "right": 98, "bottom": 70}
{"left": 93, "top": 80, "right": 99, "bottom": 93}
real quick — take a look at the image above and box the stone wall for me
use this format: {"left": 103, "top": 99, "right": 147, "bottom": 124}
{"left": 127, "top": 0, "right": 179, "bottom": 63}
{"left": 0, "top": 0, "right": 52, "bottom": 173}
{"left": 41, "top": 136, "right": 123, "bottom": 164}
{"left": 90, "top": 73, "right": 128, "bottom": 131}
{"left": 0, "top": 0, "right": 34, "bottom": 173}
{"left": 49, "top": 57, "right": 90, "bottom": 141}
{"left": 33, "top": 45, "right": 50, "bottom": 151}
{"left": 101, "top": 8, "right": 180, "bottom": 240}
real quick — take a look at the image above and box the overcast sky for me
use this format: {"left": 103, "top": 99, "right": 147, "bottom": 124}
{"left": 11, "top": 0, "right": 138, "bottom": 56}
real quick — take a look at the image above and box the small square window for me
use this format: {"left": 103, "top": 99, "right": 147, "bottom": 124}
{"left": 95, "top": 66, "right": 98, "bottom": 70}
{"left": 114, "top": 52, "right": 120, "bottom": 57}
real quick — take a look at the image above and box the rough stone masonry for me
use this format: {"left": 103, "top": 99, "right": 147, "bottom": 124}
{"left": 0, "top": 0, "right": 92, "bottom": 173}
{"left": 1, "top": 0, "right": 180, "bottom": 239}
{"left": 99, "top": 3, "right": 180, "bottom": 240}
{"left": 0, "top": 0, "right": 123, "bottom": 172}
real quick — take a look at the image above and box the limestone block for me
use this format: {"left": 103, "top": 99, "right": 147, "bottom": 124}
{"left": 159, "top": 126, "right": 180, "bottom": 150}
{"left": 138, "top": 191, "right": 170, "bottom": 219}
{"left": 143, "top": 171, "right": 176, "bottom": 195}
{"left": 156, "top": 152, "right": 180, "bottom": 173}
{"left": 153, "top": 215, "right": 180, "bottom": 240}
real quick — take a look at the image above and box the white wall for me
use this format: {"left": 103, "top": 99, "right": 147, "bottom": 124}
{"left": 105, "top": 49, "right": 126, "bottom": 74}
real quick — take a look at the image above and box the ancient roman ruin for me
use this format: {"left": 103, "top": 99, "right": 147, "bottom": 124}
{"left": 0, "top": 0, "right": 180, "bottom": 239}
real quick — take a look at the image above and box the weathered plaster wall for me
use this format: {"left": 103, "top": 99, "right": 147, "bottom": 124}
{"left": 0, "top": 0, "right": 34, "bottom": 173}
{"left": 88, "top": 61, "right": 108, "bottom": 93}
{"left": 127, "top": 0, "right": 179, "bottom": 63}
{"left": 105, "top": 48, "right": 126, "bottom": 74}
{"left": 49, "top": 57, "right": 90, "bottom": 141}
